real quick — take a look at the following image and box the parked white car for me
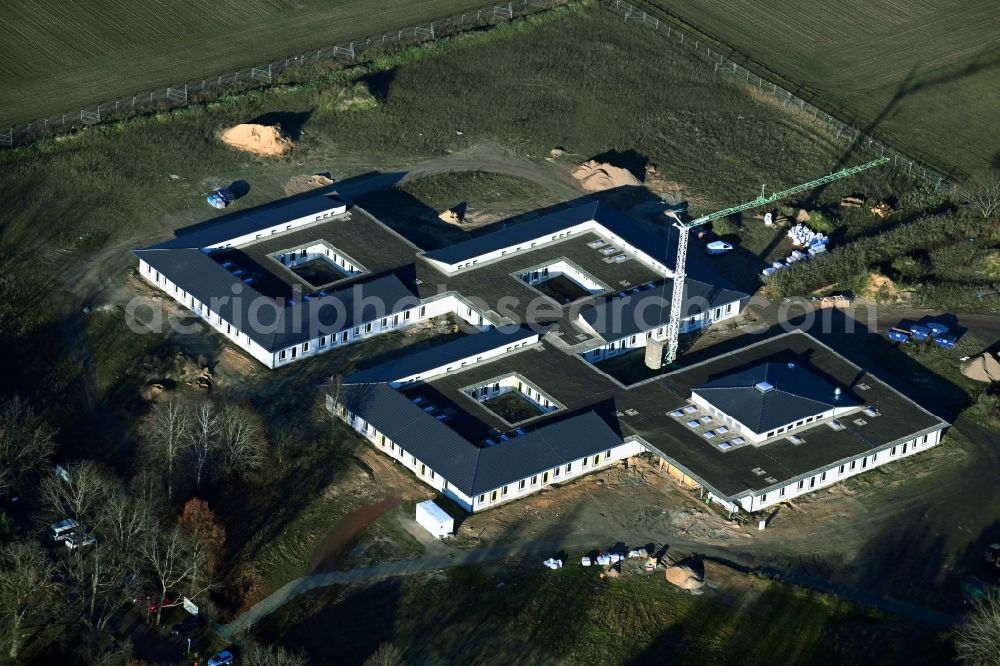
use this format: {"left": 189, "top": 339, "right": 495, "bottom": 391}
{"left": 49, "top": 519, "right": 78, "bottom": 542}
{"left": 65, "top": 531, "right": 96, "bottom": 550}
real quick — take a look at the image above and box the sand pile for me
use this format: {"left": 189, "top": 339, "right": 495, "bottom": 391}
{"left": 962, "top": 353, "right": 1000, "bottom": 383}
{"left": 665, "top": 564, "right": 704, "bottom": 590}
{"left": 284, "top": 174, "right": 335, "bottom": 196}
{"left": 220, "top": 124, "right": 290, "bottom": 156}
{"left": 862, "top": 273, "right": 900, "bottom": 301}
{"left": 572, "top": 160, "right": 641, "bottom": 191}
{"left": 438, "top": 209, "right": 464, "bottom": 225}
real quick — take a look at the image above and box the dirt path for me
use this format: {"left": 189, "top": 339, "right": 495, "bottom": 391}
{"left": 221, "top": 531, "right": 958, "bottom": 637}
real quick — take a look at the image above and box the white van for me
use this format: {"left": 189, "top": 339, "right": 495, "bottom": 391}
{"left": 49, "top": 518, "right": 78, "bottom": 542}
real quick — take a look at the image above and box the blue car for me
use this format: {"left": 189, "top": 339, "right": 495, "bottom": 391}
{"left": 207, "top": 189, "right": 236, "bottom": 209}
{"left": 208, "top": 650, "right": 235, "bottom": 666}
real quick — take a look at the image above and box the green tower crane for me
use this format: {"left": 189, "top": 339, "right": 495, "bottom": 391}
{"left": 661, "top": 156, "right": 890, "bottom": 365}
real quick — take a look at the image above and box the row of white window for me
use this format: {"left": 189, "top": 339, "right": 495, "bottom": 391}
{"left": 276, "top": 306, "right": 427, "bottom": 361}
{"left": 760, "top": 433, "right": 933, "bottom": 504}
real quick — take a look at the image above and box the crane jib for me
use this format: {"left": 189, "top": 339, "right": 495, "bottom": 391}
{"left": 660, "top": 156, "right": 889, "bottom": 366}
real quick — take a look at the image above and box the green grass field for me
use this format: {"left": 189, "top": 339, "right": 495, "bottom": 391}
{"left": 643, "top": 0, "right": 1000, "bottom": 175}
{"left": 0, "top": 0, "right": 490, "bottom": 126}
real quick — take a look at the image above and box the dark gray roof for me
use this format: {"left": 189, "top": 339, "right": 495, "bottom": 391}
{"left": 471, "top": 412, "right": 623, "bottom": 492}
{"left": 133, "top": 248, "right": 419, "bottom": 351}
{"left": 348, "top": 326, "right": 540, "bottom": 384}
{"left": 692, "top": 362, "right": 862, "bottom": 433}
{"left": 150, "top": 193, "right": 344, "bottom": 250}
{"left": 579, "top": 278, "right": 747, "bottom": 340}
{"left": 339, "top": 379, "right": 622, "bottom": 496}
{"left": 341, "top": 382, "right": 481, "bottom": 491}
{"left": 423, "top": 201, "right": 674, "bottom": 267}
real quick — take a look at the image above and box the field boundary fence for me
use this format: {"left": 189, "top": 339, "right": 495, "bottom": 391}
{"left": 1, "top": 0, "right": 563, "bottom": 150}
{"left": 604, "top": 0, "right": 964, "bottom": 190}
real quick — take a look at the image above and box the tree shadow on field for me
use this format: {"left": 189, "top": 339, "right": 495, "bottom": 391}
{"left": 810, "top": 51, "right": 1000, "bottom": 202}
{"left": 257, "top": 579, "right": 403, "bottom": 665}
{"left": 249, "top": 110, "right": 313, "bottom": 141}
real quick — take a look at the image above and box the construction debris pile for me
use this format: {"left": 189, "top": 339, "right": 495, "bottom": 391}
{"left": 547, "top": 543, "right": 707, "bottom": 594}
{"left": 762, "top": 223, "right": 830, "bottom": 279}
{"left": 284, "top": 173, "right": 334, "bottom": 196}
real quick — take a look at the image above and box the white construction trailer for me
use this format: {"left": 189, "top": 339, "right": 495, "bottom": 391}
{"left": 415, "top": 500, "right": 454, "bottom": 539}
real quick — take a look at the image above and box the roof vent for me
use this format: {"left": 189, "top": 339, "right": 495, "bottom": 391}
{"left": 787, "top": 362, "right": 796, "bottom": 369}
{"left": 755, "top": 381, "right": 775, "bottom": 393}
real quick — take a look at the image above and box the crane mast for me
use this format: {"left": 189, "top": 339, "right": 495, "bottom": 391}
{"left": 661, "top": 156, "right": 890, "bottom": 365}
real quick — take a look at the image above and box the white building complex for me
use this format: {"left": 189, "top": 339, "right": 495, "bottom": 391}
{"left": 136, "top": 193, "right": 948, "bottom": 514}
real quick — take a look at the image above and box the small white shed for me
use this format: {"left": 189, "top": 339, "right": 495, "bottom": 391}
{"left": 415, "top": 500, "right": 454, "bottom": 539}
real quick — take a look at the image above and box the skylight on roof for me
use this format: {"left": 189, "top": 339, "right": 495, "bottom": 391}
{"left": 755, "top": 380, "right": 775, "bottom": 393}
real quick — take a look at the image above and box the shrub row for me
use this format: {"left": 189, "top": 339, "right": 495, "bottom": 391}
{"left": 766, "top": 213, "right": 991, "bottom": 297}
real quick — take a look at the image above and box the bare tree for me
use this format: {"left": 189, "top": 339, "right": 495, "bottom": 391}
{"left": 955, "top": 589, "right": 1000, "bottom": 665}
{"left": 363, "top": 642, "right": 404, "bottom": 666}
{"left": 140, "top": 525, "right": 212, "bottom": 626}
{"left": 140, "top": 400, "right": 189, "bottom": 502}
{"left": 961, "top": 173, "right": 1000, "bottom": 219}
{"left": 188, "top": 401, "right": 220, "bottom": 491}
{"left": 80, "top": 492, "right": 156, "bottom": 630}
{"left": 0, "top": 542, "right": 59, "bottom": 661}
{"left": 241, "top": 638, "right": 310, "bottom": 666}
{"left": 41, "top": 463, "right": 152, "bottom": 632}
{"left": 40, "top": 461, "right": 116, "bottom": 535}
{"left": 219, "top": 402, "right": 268, "bottom": 480}
{"left": 0, "top": 394, "right": 56, "bottom": 498}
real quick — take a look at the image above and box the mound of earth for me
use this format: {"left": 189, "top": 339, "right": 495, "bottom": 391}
{"left": 284, "top": 173, "right": 334, "bottom": 196}
{"left": 862, "top": 273, "right": 900, "bottom": 301}
{"left": 962, "top": 353, "right": 1000, "bottom": 383}
{"left": 438, "top": 209, "right": 464, "bottom": 225}
{"left": 572, "top": 160, "right": 641, "bottom": 191}
{"left": 665, "top": 563, "right": 704, "bottom": 590}
{"left": 220, "top": 124, "right": 290, "bottom": 156}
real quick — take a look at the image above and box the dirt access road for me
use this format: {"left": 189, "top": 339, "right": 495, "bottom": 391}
{"left": 220, "top": 461, "right": 957, "bottom": 636}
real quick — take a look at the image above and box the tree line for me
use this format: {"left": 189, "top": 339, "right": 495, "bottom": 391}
{"left": 0, "top": 394, "right": 310, "bottom": 665}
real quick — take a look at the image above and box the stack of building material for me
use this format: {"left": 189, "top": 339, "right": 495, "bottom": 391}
{"left": 787, "top": 223, "right": 829, "bottom": 250}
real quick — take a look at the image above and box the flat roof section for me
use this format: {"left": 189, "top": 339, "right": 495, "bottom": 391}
{"left": 210, "top": 208, "right": 416, "bottom": 301}
{"left": 422, "top": 201, "right": 677, "bottom": 271}
{"left": 623, "top": 332, "right": 948, "bottom": 497}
